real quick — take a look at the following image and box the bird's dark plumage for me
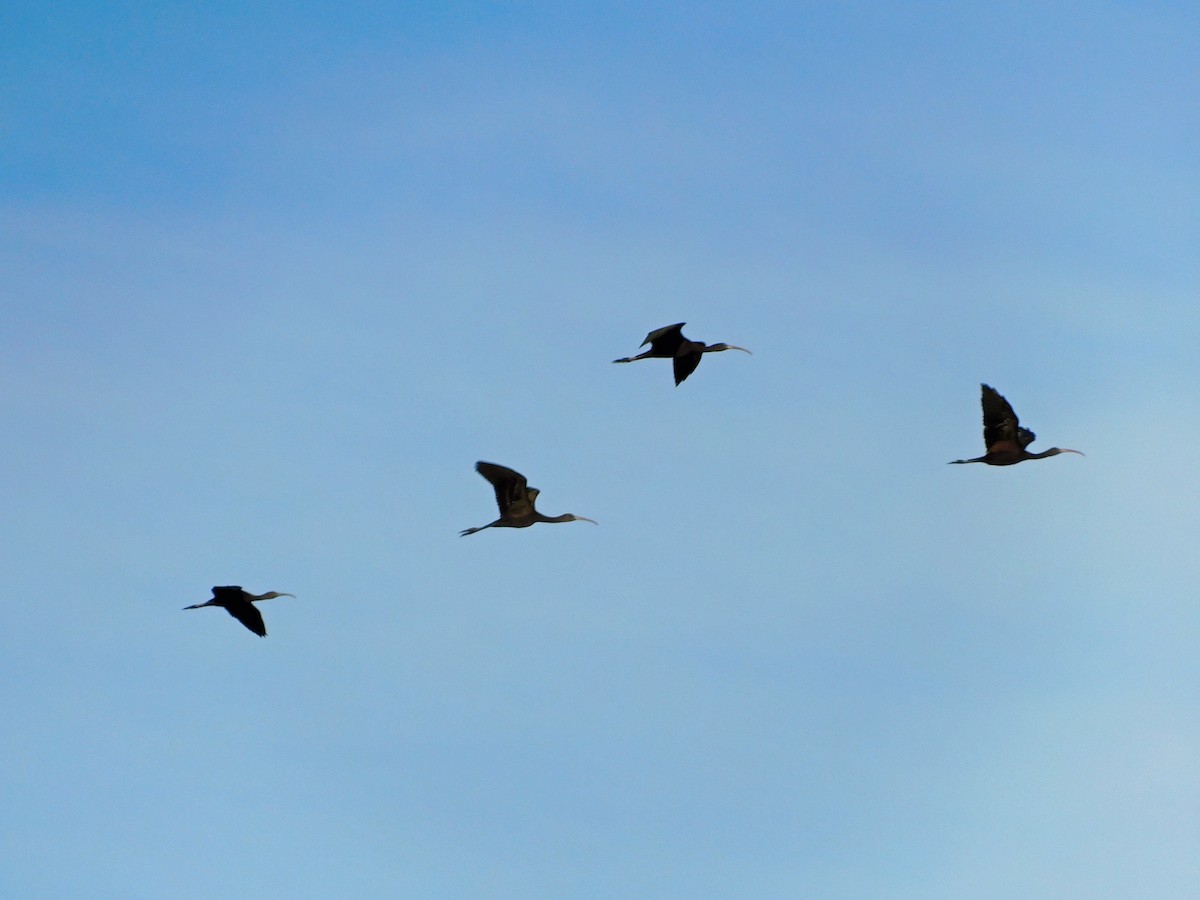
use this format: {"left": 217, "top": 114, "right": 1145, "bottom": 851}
{"left": 223, "top": 597, "right": 268, "bottom": 637}
{"left": 184, "top": 585, "right": 295, "bottom": 637}
{"left": 641, "top": 323, "right": 689, "bottom": 357}
{"left": 612, "top": 322, "right": 751, "bottom": 385}
{"left": 476, "top": 461, "right": 535, "bottom": 520}
{"left": 461, "top": 462, "right": 596, "bottom": 535}
{"left": 980, "top": 384, "right": 1035, "bottom": 451}
{"left": 673, "top": 350, "right": 703, "bottom": 386}
{"left": 950, "top": 384, "right": 1083, "bottom": 466}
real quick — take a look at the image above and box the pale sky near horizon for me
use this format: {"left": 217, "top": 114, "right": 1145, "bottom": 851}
{"left": 3, "top": 3, "right": 1199, "bottom": 897}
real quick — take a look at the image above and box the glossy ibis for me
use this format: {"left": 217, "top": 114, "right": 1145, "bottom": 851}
{"left": 461, "top": 462, "right": 597, "bottom": 535}
{"left": 950, "top": 384, "right": 1083, "bottom": 466}
{"left": 612, "top": 322, "right": 751, "bottom": 385}
{"left": 184, "top": 586, "right": 295, "bottom": 637}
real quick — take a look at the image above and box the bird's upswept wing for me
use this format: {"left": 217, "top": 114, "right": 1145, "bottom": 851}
{"left": 225, "top": 601, "right": 267, "bottom": 637}
{"left": 673, "top": 351, "right": 703, "bottom": 385}
{"left": 980, "top": 384, "right": 1026, "bottom": 450}
{"left": 475, "top": 462, "right": 535, "bottom": 518}
{"left": 642, "top": 323, "right": 687, "bottom": 355}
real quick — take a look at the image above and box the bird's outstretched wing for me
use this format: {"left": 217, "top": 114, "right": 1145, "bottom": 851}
{"left": 225, "top": 601, "right": 267, "bottom": 637}
{"left": 475, "top": 462, "right": 534, "bottom": 517}
{"left": 980, "top": 384, "right": 1023, "bottom": 450}
{"left": 673, "top": 351, "right": 702, "bottom": 385}
{"left": 643, "top": 323, "right": 687, "bottom": 356}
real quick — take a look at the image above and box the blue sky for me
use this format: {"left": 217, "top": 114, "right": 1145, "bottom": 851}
{"left": 2, "top": 3, "right": 1198, "bottom": 897}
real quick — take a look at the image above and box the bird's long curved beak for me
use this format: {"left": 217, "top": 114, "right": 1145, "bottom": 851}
{"left": 183, "top": 603, "right": 204, "bottom": 610}
{"left": 1061, "top": 449, "right": 1085, "bottom": 456}
{"left": 577, "top": 516, "right": 599, "bottom": 525}
{"left": 728, "top": 345, "right": 752, "bottom": 354}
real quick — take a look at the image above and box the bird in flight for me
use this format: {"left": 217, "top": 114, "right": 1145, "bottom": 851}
{"left": 184, "top": 586, "right": 295, "bottom": 637}
{"left": 461, "top": 462, "right": 597, "bottom": 535}
{"left": 613, "top": 322, "right": 751, "bottom": 385}
{"left": 950, "top": 384, "right": 1083, "bottom": 466}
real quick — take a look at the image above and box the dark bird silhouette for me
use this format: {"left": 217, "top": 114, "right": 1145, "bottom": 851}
{"left": 950, "top": 384, "right": 1084, "bottom": 466}
{"left": 461, "top": 461, "right": 597, "bottom": 535}
{"left": 612, "top": 322, "right": 751, "bottom": 385}
{"left": 183, "top": 585, "right": 295, "bottom": 637}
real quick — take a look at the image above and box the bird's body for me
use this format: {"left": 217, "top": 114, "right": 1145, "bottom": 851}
{"left": 950, "top": 384, "right": 1083, "bottom": 466}
{"left": 183, "top": 585, "right": 295, "bottom": 637}
{"left": 461, "top": 462, "right": 597, "bottom": 535}
{"left": 612, "top": 322, "right": 751, "bottom": 385}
